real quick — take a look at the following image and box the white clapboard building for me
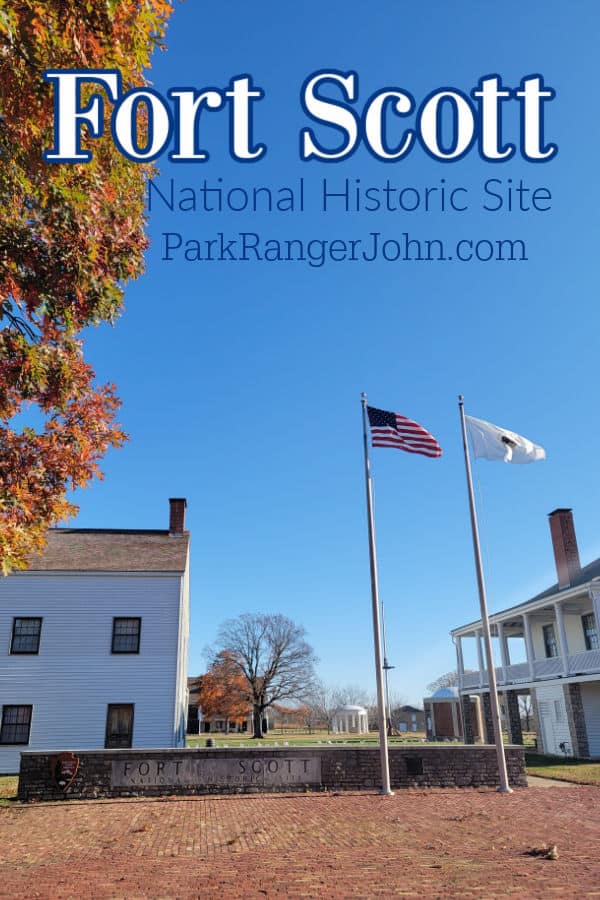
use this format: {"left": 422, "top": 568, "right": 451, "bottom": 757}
{"left": 0, "top": 498, "right": 190, "bottom": 774}
{"left": 452, "top": 509, "right": 600, "bottom": 758}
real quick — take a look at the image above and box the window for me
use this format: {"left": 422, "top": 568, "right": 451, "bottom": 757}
{"left": 111, "top": 618, "right": 141, "bottom": 654}
{"left": 543, "top": 623, "right": 558, "bottom": 658}
{"left": 0, "top": 705, "right": 32, "bottom": 744}
{"left": 582, "top": 613, "right": 599, "bottom": 651}
{"left": 105, "top": 704, "right": 134, "bottom": 748}
{"left": 10, "top": 618, "right": 42, "bottom": 654}
{"left": 553, "top": 700, "right": 565, "bottom": 723}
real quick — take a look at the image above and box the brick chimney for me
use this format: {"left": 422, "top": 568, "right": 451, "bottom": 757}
{"left": 169, "top": 498, "right": 187, "bottom": 534}
{"left": 549, "top": 508, "right": 580, "bottom": 588}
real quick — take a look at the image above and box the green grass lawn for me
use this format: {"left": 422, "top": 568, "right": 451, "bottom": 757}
{"left": 525, "top": 752, "right": 600, "bottom": 785}
{"left": 186, "top": 730, "right": 432, "bottom": 748}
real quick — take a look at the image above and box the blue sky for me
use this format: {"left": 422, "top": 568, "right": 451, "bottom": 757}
{"left": 70, "top": 0, "right": 600, "bottom": 704}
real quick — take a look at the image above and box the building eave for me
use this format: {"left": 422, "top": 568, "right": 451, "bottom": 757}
{"left": 451, "top": 576, "right": 600, "bottom": 638}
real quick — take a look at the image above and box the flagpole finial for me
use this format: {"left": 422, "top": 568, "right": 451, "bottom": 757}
{"left": 458, "top": 394, "right": 464, "bottom": 406}
{"left": 361, "top": 392, "right": 367, "bottom": 406}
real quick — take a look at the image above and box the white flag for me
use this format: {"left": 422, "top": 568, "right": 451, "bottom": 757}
{"left": 466, "top": 415, "right": 546, "bottom": 464}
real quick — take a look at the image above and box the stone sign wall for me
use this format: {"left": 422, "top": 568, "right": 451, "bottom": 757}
{"left": 17, "top": 745, "right": 527, "bottom": 802}
{"left": 111, "top": 754, "right": 321, "bottom": 788}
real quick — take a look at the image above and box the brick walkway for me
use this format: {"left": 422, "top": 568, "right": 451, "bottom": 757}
{"left": 0, "top": 786, "right": 598, "bottom": 898}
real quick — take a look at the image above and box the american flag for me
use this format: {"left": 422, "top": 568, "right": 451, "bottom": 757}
{"left": 367, "top": 406, "right": 442, "bottom": 458}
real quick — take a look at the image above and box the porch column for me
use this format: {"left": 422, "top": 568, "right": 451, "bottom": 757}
{"left": 504, "top": 690, "right": 523, "bottom": 744}
{"left": 459, "top": 694, "right": 475, "bottom": 744}
{"left": 474, "top": 696, "right": 485, "bottom": 743}
{"left": 563, "top": 683, "right": 590, "bottom": 757}
{"left": 529, "top": 688, "right": 543, "bottom": 751}
{"left": 497, "top": 621, "right": 510, "bottom": 682}
{"left": 554, "top": 600, "right": 570, "bottom": 675}
{"left": 481, "top": 692, "right": 495, "bottom": 744}
{"left": 424, "top": 702, "right": 434, "bottom": 740}
{"left": 523, "top": 612, "right": 535, "bottom": 680}
{"left": 455, "top": 637, "right": 465, "bottom": 690}
{"left": 476, "top": 631, "right": 485, "bottom": 687}
{"left": 450, "top": 700, "right": 459, "bottom": 738}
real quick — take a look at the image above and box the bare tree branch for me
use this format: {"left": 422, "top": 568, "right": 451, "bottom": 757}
{"left": 426, "top": 671, "right": 460, "bottom": 693}
{"left": 211, "top": 613, "right": 318, "bottom": 738}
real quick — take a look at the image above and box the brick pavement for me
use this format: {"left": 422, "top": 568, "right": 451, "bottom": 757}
{"left": 0, "top": 786, "right": 598, "bottom": 898}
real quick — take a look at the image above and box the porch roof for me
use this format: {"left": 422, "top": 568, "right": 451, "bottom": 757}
{"left": 451, "top": 557, "right": 600, "bottom": 637}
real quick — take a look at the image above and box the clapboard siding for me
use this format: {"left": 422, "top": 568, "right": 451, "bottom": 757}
{"left": 581, "top": 682, "right": 600, "bottom": 758}
{"left": 0, "top": 572, "right": 187, "bottom": 773}
{"left": 535, "top": 682, "right": 572, "bottom": 755}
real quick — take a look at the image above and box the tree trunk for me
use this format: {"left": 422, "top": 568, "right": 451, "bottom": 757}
{"left": 252, "top": 707, "right": 262, "bottom": 739}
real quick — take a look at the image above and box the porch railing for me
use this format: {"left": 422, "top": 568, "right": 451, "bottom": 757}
{"left": 461, "top": 671, "right": 481, "bottom": 689}
{"left": 532, "top": 657, "right": 563, "bottom": 678}
{"left": 501, "top": 662, "right": 530, "bottom": 683}
{"left": 567, "top": 648, "right": 600, "bottom": 674}
{"left": 460, "top": 647, "right": 600, "bottom": 691}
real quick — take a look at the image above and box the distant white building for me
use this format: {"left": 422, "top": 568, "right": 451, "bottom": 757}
{"left": 0, "top": 498, "right": 190, "bottom": 773}
{"left": 331, "top": 705, "right": 369, "bottom": 734}
{"left": 452, "top": 509, "right": 600, "bottom": 758}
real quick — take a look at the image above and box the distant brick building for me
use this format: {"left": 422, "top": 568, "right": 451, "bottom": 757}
{"left": 392, "top": 705, "right": 426, "bottom": 733}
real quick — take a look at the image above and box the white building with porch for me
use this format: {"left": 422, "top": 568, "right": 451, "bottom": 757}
{"left": 452, "top": 508, "right": 600, "bottom": 758}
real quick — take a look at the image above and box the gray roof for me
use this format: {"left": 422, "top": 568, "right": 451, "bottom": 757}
{"left": 26, "top": 528, "right": 189, "bottom": 573}
{"left": 522, "top": 556, "right": 600, "bottom": 605}
{"left": 432, "top": 687, "right": 459, "bottom": 699}
{"left": 453, "top": 555, "right": 600, "bottom": 633}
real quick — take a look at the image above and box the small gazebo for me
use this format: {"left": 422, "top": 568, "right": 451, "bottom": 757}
{"left": 331, "top": 704, "right": 369, "bottom": 734}
{"left": 423, "top": 687, "right": 483, "bottom": 741}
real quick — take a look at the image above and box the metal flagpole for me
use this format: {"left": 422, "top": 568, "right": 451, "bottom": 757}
{"left": 458, "top": 395, "right": 512, "bottom": 794}
{"left": 381, "top": 598, "right": 395, "bottom": 733}
{"left": 361, "top": 393, "right": 393, "bottom": 796}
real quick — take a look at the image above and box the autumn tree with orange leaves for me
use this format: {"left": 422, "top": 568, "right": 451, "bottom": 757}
{"left": 197, "top": 652, "right": 251, "bottom": 732}
{"left": 0, "top": 1, "right": 174, "bottom": 572}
